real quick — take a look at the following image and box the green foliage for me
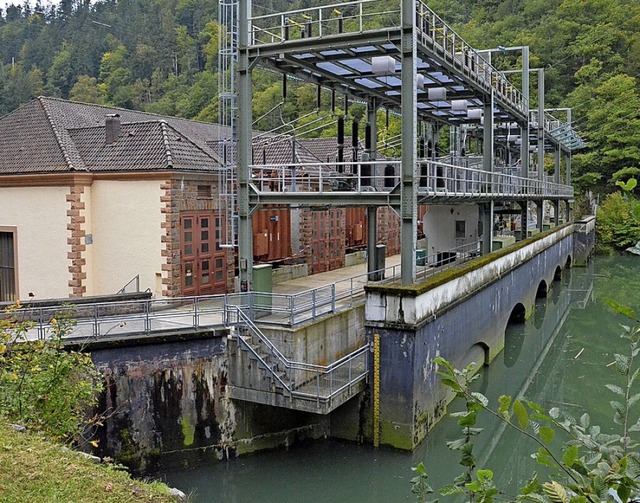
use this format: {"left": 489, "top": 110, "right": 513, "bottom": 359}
{"left": 415, "top": 301, "right": 640, "bottom": 502}
{"left": 0, "top": 303, "right": 103, "bottom": 443}
{"left": 596, "top": 192, "right": 640, "bottom": 252}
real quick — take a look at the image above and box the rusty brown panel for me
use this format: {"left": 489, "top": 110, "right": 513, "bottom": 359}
{"left": 345, "top": 207, "right": 367, "bottom": 250}
{"left": 253, "top": 205, "right": 292, "bottom": 262}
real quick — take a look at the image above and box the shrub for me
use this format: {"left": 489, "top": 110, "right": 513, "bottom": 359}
{"left": 596, "top": 192, "right": 640, "bottom": 252}
{"left": 0, "top": 303, "right": 103, "bottom": 443}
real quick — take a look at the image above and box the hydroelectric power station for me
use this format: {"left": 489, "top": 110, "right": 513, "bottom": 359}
{"left": 4, "top": 0, "right": 592, "bottom": 471}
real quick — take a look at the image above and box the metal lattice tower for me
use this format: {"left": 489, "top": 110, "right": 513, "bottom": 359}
{"left": 218, "top": 0, "right": 238, "bottom": 247}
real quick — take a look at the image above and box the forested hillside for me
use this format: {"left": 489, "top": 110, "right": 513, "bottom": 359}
{"left": 0, "top": 0, "right": 638, "bottom": 195}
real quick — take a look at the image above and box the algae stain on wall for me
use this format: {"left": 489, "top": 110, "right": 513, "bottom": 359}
{"left": 91, "top": 335, "right": 236, "bottom": 473}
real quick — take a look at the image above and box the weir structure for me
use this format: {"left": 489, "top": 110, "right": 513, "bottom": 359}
{"left": 4, "top": 0, "right": 593, "bottom": 468}
{"left": 227, "top": 0, "right": 587, "bottom": 450}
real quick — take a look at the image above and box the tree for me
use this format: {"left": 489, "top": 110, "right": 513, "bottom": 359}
{"left": 571, "top": 73, "right": 640, "bottom": 194}
{"left": 99, "top": 44, "right": 133, "bottom": 107}
{"left": 70, "top": 75, "right": 103, "bottom": 104}
{"left": 47, "top": 42, "right": 74, "bottom": 97}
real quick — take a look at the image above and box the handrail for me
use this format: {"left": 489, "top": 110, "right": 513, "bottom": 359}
{"left": 228, "top": 305, "right": 369, "bottom": 402}
{"left": 117, "top": 274, "right": 140, "bottom": 294}
{"left": 250, "top": 159, "right": 574, "bottom": 199}
{"left": 249, "top": 0, "right": 527, "bottom": 117}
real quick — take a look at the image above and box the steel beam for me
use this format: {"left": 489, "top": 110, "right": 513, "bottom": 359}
{"left": 399, "top": 0, "right": 418, "bottom": 285}
{"left": 238, "top": 0, "right": 253, "bottom": 292}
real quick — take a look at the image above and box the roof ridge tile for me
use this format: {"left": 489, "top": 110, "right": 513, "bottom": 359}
{"left": 39, "top": 97, "right": 87, "bottom": 172}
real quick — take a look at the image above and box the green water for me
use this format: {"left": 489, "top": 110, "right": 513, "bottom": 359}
{"left": 163, "top": 256, "right": 640, "bottom": 502}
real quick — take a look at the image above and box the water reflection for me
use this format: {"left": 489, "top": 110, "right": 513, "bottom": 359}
{"left": 162, "top": 257, "right": 639, "bottom": 502}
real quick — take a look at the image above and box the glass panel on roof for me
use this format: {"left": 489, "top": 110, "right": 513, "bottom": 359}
{"left": 293, "top": 53, "right": 315, "bottom": 59}
{"left": 380, "top": 76, "right": 402, "bottom": 87}
{"left": 320, "top": 50, "right": 347, "bottom": 56}
{"left": 351, "top": 45, "right": 377, "bottom": 53}
{"left": 341, "top": 59, "right": 372, "bottom": 72}
{"left": 317, "top": 61, "right": 353, "bottom": 76}
{"left": 354, "top": 78, "right": 383, "bottom": 89}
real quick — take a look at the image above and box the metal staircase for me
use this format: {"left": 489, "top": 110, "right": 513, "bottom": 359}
{"left": 226, "top": 306, "right": 369, "bottom": 414}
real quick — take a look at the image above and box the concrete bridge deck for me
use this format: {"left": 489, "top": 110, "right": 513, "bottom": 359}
{"left": 9, "top": 254, "right": 402, "bottom": 343}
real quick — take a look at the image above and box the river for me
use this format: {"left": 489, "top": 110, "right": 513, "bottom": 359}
{"left": 162, "top": 255, "right": 640, "bottom": 502}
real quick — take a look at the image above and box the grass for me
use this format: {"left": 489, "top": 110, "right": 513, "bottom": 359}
{"left": 0, "top": 421, "right": 180, "bottom": 503}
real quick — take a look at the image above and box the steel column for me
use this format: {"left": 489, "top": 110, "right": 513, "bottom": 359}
{"left": 537, "top": 68, "right": 545, "bottom": 180}
{"left": 400, "top": 0, "right": 417, "bottom": 285}
{"left": 482, "top": 92, "right": 494, "bottom": 253}
{"left": 520, "top": 46, "right": 530, "bottom": 179}
{"left": 565, "top": 109, "right": 572, "bottom": 187}
{"left": 238, "top": 0, "right": 253, "bottom": 291}
{"left": 367, "top": 207, "right": 378, "bottom": 279}
{"left": 367, "top": 100, "right": 379, "bottom": 278}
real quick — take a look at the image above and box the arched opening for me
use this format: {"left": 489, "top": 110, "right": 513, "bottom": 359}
{"left": 536, "top": 280, "right": 548, "bottom": 299}
{"left": 565, "top": 255, "right": 572, "bottom": 269}
{"left": 554, "top": 266, "right": 562, "bottom": 281}
{"left": 504, "top": 322, "right": 526, "bottom": 368}
{"left": 534, "top": 295, "right": 547, "bottom": 329}
{"left": 461, "top": 343, "right": 489, "bottom": 373}
{"left": 508, "top": 302, "right": 526, "bottom": 324}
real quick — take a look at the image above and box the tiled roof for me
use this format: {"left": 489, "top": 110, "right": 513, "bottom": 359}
{"left": 0, "top": 96, "right": 370, "bottom": 178}
{"left": 297, "top": 137, "right": 360, "bottom": 163}
{"left": 0, "top": 97, "right": 225, "bottom": 175}
{"left": 0, "top": 99, "right": 71, "bottom": 174}
{"left": 68, "top": 121, "right": 219, "bottom": 172}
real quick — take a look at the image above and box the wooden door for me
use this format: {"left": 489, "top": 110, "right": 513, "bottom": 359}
{"left": 181, "top": 213, "right": 227, "bottom": 296}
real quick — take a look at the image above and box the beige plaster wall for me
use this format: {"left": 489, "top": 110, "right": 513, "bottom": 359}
{"left": 82, "top": 186, "right": 95, "bottom": 296}
{"left": 0, "top": 186, "right": 70, "bottom": 300}
{"left": 89, "top": 180, "right": 164, "bottom": 296}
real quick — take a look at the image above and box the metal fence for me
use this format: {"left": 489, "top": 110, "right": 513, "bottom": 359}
{"left": 227, "top": 306, "right": 369, "bottom": 405}
{"left": 5, "top": 240, "right": 499, "bottom": 341}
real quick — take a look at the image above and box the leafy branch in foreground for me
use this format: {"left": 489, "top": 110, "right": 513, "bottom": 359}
{"left": 412, "top": 300, "right": 640, "bottom": 503}
{"left": 0, "top": 303, "right": 104, "bottom": 443}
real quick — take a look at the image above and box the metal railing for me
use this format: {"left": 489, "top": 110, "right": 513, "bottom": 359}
{"left": 7, "top": 231, "right": 559, "bottom": 341}
{"left": 250, "top": 159, "right": 574, "bottom": 200}
{"left": 6, "top": 295, "right": 228, "bottom": 341}
{"left": 116, "top": 275, "right": 140, "bottom": 294}
{"left": 227, "top": 305, "right": 369, "bottom": 404}
{"left": 249, "top": 0, "right": 527, "bottom": 116}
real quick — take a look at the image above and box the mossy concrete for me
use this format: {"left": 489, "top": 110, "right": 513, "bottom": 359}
{"left": 364, "top": 225, "right": 585, "bottom": 450}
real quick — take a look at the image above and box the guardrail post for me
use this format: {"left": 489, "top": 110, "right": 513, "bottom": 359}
{"left": 311, "top": 289, "right": 316, "bottom": 319}
{"left": 194, "top": 297, "right": 199, "bottom": 329}
{"left": 289, "top": 295, "right": 294, "bottom": 326}
{"left": 35, "top": 308, "right": 43, "bottom": 340}
{"left": 331, "top": 283, "right": 336, "bottom": 312}
{"left": 92, "top": 305, "right": 99, "bottom": 337}
{"left": 144, "top": 300, "right": 150, "bottom": 334}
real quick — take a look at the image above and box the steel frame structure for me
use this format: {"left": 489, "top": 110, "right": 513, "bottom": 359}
{"left": 237, "top": 0, "right": 583, "bottom": 288}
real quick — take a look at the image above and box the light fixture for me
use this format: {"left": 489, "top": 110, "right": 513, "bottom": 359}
{"left": 451, "top": 99, "right": 468, "bottom": 111}
{"left": 372, "top": 55, "right": 396, "bottom": 75}
{"left": 428, "top": 87, "right": 446, "bottom": 100}
{"left": 416, "top": 74, "right": 424, "bottom": 90}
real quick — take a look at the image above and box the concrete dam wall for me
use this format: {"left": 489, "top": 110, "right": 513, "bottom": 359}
{"left": 86, "top": 223, "right": 593, "bottom": 469}
{"left": 364, "top": 225, "right": 575, "bottom": 449}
